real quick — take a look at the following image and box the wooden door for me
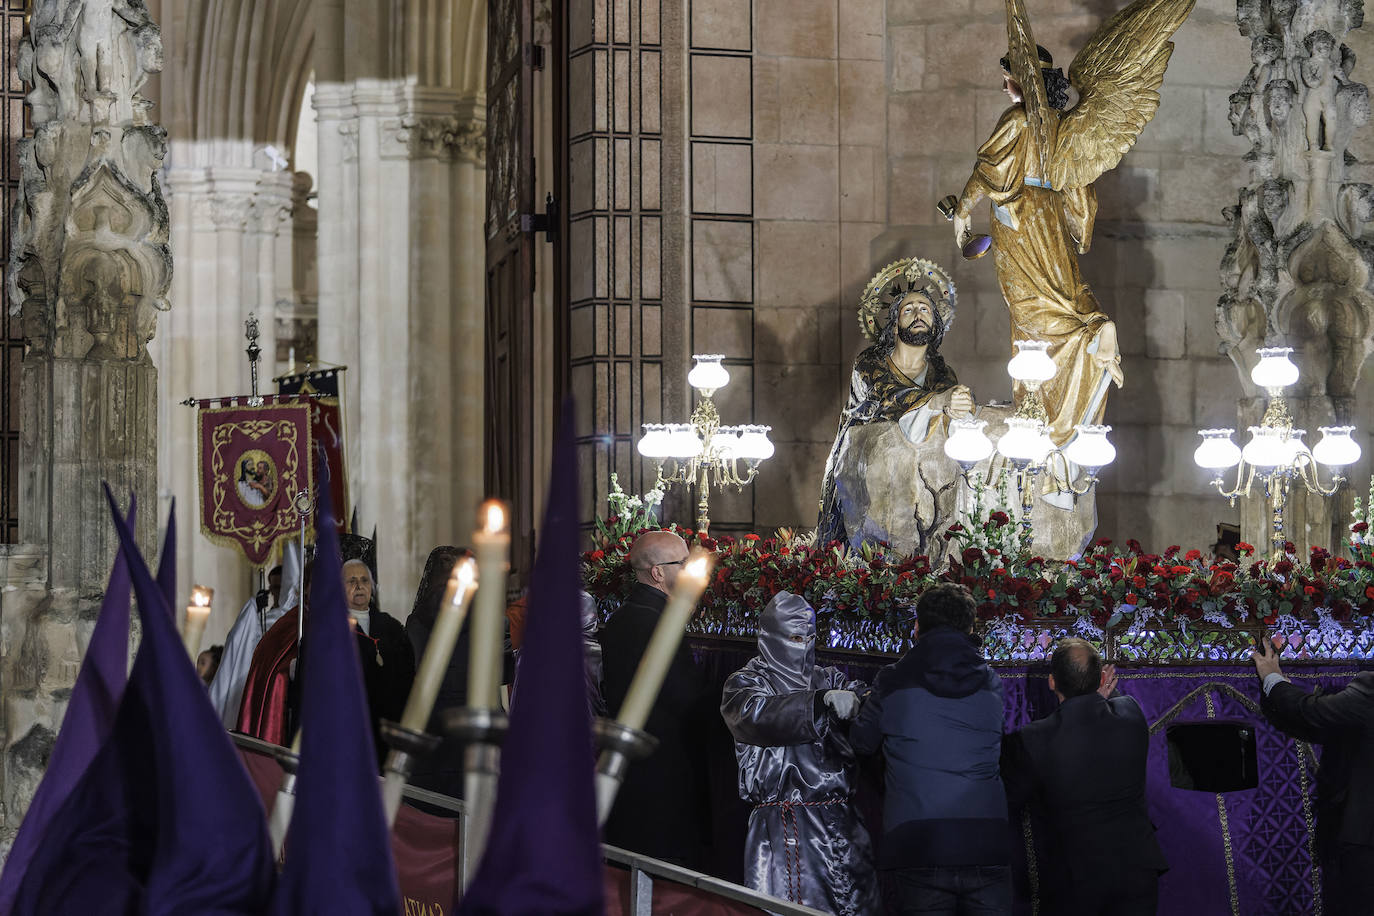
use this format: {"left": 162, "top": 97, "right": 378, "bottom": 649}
{"left": 484, "top": 0, "right": 536, "bottom": 585}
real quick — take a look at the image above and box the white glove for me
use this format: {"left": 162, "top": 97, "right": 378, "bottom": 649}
{"left": 824, "top": 689, "right": 861, "bottom": 720}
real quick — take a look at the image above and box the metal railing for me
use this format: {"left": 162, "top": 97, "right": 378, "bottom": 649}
{"left": 231, "top": 733, "right": 826, "bottom": 915}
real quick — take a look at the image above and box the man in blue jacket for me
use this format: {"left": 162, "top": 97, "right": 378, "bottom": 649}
{"left": 850, "top": 582, "right": 1010, "bottom": 913}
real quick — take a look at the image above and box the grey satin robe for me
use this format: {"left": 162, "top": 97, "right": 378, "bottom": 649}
{"left": 721, "top": 592, "right": 881, "bottom": 916}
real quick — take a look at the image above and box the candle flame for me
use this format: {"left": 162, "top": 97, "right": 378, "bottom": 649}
{"left": 190, "top": 585, "right": 213, "bottom": 607}
{"left": 479, "top": 500, "right": 509, "bottom": 535}
{"left": 683, "top": 553, "right": 712, "bottom": 583}
{"left": 449, "top": 557, "right": 478, "bottom": 601}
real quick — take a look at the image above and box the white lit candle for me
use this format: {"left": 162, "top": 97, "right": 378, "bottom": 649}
{"left": 183, "top": 585, "right": 213, "bottom": 661}
{"left": 401, "top": 558, "right": 478, "bottom": 732}
{"left": 466, "top": 500, "right": 510, "bottom": 710}
{"left": 614, "top": 549, "right": 714, "bottom": 733}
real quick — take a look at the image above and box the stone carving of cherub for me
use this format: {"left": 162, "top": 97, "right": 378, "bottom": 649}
{"left": 1301, "top": 30, "right": 1341, "bottom": 151}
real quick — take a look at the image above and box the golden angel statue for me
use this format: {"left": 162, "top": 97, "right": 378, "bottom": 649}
{"left": 952, "top": 0, "right": 1194, "bottom": 445}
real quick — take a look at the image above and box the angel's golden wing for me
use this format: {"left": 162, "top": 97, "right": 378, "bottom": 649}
{"left": 1004, "top": 0, "right": 1052, "bottom": 181}
{"left": 1048, "top": 0, "right": 1195, "bottom": 191}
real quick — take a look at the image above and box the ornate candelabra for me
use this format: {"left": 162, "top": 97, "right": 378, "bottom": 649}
{"left": 1194, "top": 348, "right": 1361, "bottom": 556}
{"left": 636, "top": 355, "right": 774, "bottom": 534}
{"left": 944, "top": 340, "right": 1116, "bottom": 534}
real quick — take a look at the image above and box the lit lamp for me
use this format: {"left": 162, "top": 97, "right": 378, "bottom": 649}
{"left": 637, "top": 355, "right": 773, "bottom": 534}
{"left": 1194, "top": 347, "right": 1360, "bottom": 554}
{"left": 955, "top": 340, "right": 1115, "bottom": 535}
{"left": 944, "top": 418, "right": 994, "bottom": 471}
{"left": 183, "top": 585, "right": 213, "bottom": 661}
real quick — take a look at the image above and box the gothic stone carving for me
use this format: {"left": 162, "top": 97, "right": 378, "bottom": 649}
{"left": 11, "top": 0, "right": 171, "bottom": 362}
{"left": 1219, "top": 0, "right": 1374, "bottom": 411}
{"left": 381, "top": 114, "right": 486, "bottom": 163}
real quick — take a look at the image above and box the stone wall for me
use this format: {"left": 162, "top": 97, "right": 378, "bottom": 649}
{"left": 575, "top": 0, "right": 1374, "bottom": 551}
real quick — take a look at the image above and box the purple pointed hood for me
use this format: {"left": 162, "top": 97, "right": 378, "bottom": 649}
{"left": 459, "top": 398, "right": 604, "bottom": 915}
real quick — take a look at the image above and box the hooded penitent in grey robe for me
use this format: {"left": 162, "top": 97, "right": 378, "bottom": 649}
{"left": 721, "top": 592, "right": 881, "bottom": 916}
{"left": 208, "top": 540, "right": 303, "bottom": 729}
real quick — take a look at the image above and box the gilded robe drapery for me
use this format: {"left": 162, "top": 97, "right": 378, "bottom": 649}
{"left": 960, "top": 105, "right": 1112, "bottom": 445}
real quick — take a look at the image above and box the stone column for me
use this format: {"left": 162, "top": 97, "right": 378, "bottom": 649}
{"left": 161, "top": 152, "right": 300, "bottom": 641}
{"left": 314, "top": 0, "right": 486, "bottom": 592}
{"left": 1218, "top": 0, "right": 1374, "bottom": 553}
{"left": 2, "top": 0, "right": 170, "bottom": 842}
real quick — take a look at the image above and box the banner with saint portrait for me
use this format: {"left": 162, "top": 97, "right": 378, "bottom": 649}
{"left": 198, "top": 403, "right": 314, "bottom": 567}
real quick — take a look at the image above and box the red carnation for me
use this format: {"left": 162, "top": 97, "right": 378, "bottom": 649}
{"left": 1131, "top": 574, "right": 1148, "bottom": 590}
{"left": 1171, "top": 565, "right": 1192, "bottom": 577}
{"left": 1185, "top": 549, "right": 1203, "bottom": 563}
{"left": 990, "top": 511, "right": 1010, "bottom": 527}
{"left": 1354, "top": 522, "right": 1370, "bottom": 534}
{"left": 1164, "top": 545, "right": 1181, "bottom": 558}
{"left": 1238, "top": 542, "right": 1256, "bottom": 556}
{"left": 744, "top": 533, "right": 760, "bottom": 541}
{"left": 962, "top": 547, "right": 985, "bottom": 566}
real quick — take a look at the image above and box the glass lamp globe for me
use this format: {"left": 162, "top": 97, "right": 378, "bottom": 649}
{"left": 736, "top": 425, "right": 776, "bottom": 462}
{"left": 1007, "top": 340, "right": 1056, "bottom": 384}
{"left": 708, "top": 428, "right": 740, "bottom": 459}
{"left": 666, "top": 423, "right": 703, "bottom": 459}
{"left": 1193, "top": 429, "right": 1242, "bottom": 470}
{"left": 944, "top": 418, "right": 995, "bottom": 467}
{"left": 687, "top": 354, "right": 730, "bottom": 394}
{"left": 1283, "top": 430, "right": 1310, "bottom": 467}
{"left": 1242, "top": 426, "right": 1286, "bottom": 468}
{"left": 1064, "top": 425, "right": 1116, "bottom": 472}
{"left": 997, "top": 417, "right": 1052, "bottom": 464}
{"left": 637, "top": 423, "right": 672, "bottom": 459}
{"left": 1314, "top": 426, "right": 1362, "bottom": 467}
{"left": 1251, "top": 347, "right": 1299, "bottom": 390}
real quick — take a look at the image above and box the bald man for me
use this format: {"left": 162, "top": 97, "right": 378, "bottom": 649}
{"left": 599, "top": 530, "right": 714, "bottom": 868}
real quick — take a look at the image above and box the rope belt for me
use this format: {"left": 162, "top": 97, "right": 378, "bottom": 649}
{"left": 752, "top": 799, "right": 847, "bottom": 903}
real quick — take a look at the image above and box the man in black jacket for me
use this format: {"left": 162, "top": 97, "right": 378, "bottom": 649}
{"left": 600, "top": 530, "right": 713, "bottom": 868}
{"left": 1254, "top": 636, "right": 1374, "bottom": 913}
{"left": 1001, "top": 638, "right": 1166, "bottom": 915}
{"left": 850, "top": 582, "right": 1010, "bottom": 914}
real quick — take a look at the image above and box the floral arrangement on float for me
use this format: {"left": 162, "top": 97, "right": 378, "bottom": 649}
{"left": 583, "top": 475, "right": 1374, "bottom": 659}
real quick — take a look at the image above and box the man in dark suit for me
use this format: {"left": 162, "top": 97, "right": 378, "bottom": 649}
{"left": 1002, "top": 638, "right": 1167, "bottom": 915}
{"left": 1253, "top": 636, "right": 1374, "bottom": 913}
{"left": 599, "top": 530, "right": 713, "bottom": 868}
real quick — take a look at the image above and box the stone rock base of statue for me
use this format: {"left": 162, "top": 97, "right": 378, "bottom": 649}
{"left": 831, "top": 404, "right": 1097, "bottom": 563}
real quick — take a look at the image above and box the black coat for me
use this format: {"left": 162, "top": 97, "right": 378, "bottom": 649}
{"left": 599, "top": 583, "right": 713, "bottom": 868}
{"left": 1261, "top": 672, "right": 1374, "bottom": 851}
{"left": 289, "top": 608, "right": 416, "bottom": 767}
{"left": 403, "top": 613, "right": 517, "bottom": 800}
{"left": 356, "top": 609, "right": 416, "bottom": 766}
{"left": 1002, "top": 692, "right": 1167, "bottom": 906}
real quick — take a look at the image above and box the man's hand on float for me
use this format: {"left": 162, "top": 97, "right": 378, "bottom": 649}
{"left": 1251, "top": 634, "right": 1284, "bottom": 681}
{"left": 1097, "top": 663, "right": 1119, "bottom": 700}
{"left": 824, "top": 689, "right": 861, "bottom": 720}
{"left": 947, "top": 385, "right": 975, "bottom": 419}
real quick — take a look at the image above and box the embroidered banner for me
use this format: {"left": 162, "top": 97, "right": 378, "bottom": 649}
{"left": 278, "top": 368, "right": 350, "bottom": 533}
{"left": 198, "top": 403, "right": 314, "bottom": 567}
